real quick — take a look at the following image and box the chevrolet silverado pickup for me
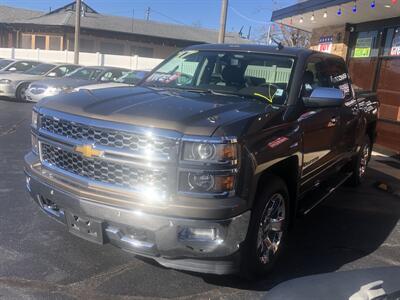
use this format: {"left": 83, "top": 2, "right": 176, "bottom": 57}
{"left": 25, "top": 44, "right": 379, "bottom": 277}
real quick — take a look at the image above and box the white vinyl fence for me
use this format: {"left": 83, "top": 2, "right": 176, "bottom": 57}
{"left": 0, "top": 48, "right": 163, "bottom": 70}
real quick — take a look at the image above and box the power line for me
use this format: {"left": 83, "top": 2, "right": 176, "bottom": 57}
{"left": 150, "top": 9, "right": 188, "bottom": 26}
{"left": 229, "top": 6, "right": 265, "bottom": 24}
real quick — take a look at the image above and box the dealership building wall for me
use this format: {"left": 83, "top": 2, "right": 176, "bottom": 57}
{"left": 272, "top": 1, "right": 400, "bottom": 153}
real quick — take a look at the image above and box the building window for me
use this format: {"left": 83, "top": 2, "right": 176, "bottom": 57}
{"left": 35, "top": 35, "right": 46, "bottom": 50}
{"left": 384, "top": 27, "right": 400, "bottom": 57}
{"left": 131, "top": 46, "right": 154, "bottom": 58}
{"left": 49, "top": 36, "right": 61, "bottom": 50}
{"left": 100, "top": 41, "right": 124, "bottom": 55}
{"left": 351, "top": 31, "right": 379, "bottom": 58}
{"left": 67, "top": 37, "right": 74, "bottom": 51}
{"left": 21, "top": 34, "right": 32, "bottom": 49}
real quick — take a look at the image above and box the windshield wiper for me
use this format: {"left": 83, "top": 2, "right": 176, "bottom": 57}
{"left": 179, "top": 87, "right": 242, "bottom": 98}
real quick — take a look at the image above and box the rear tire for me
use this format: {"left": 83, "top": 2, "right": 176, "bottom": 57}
{"left": 16, "top": 83, "right": 29, "bottom": 102}
{"left": 240, "top": 175, "right": 290, "bottom": 279}
{"left": 347, "top": 135, "right": 371, "bottom": 186}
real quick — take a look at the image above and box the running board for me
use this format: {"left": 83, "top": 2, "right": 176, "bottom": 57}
{"left": 299, "top": 172, "right": 353, "bottom": 215}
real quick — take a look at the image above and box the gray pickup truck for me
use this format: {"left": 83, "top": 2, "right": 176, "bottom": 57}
{"left": 25, "top": 44, "right": 379, "bottom": 277}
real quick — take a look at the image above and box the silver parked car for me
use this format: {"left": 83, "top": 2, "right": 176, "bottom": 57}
{"left": 26, "top": 66, "right": 130, "bottom": 102}
{"left": 76, "top": 70, "right": 150, "bottom": 91}
{"left": 0, "top": 59, "right": 40, "bottom": 74}
{"left": 0, "top": 63, "right": 80, "bottom": 101}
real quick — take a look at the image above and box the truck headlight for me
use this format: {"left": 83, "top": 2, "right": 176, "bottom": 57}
{"left": 179, "top": 172, "right": 236, "bottom": 194}
{"left": 182, "top": 141, "right": 238, "bottom": 164}
{"left": 31, "top": 110, "right": 38, "bottom": 129}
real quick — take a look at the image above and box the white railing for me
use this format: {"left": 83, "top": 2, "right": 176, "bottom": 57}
{"left": 0, "top": 48, "right": 163, "bottom": 70}
{"left": 245, "top": 65, "right": 292, "bottom": 83}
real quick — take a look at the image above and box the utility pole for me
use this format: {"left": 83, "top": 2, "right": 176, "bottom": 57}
{"left": 146, "top": 7, "right": 151, "bottom": 21}
{"left": 74, "top": 0, "right": 81, "bottom": 64}
{"left": 218, "top": 0, "right": 228, "bottom": 43}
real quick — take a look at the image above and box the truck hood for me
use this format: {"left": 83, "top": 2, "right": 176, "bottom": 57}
{"left": 32, "top": 78, "right": 95, "bottom": 88}
{"left": 37, "top": 86, "right": 267, "bottom": 136}
{"left": 76, "top": 82, "right": 130, "bottom": 91}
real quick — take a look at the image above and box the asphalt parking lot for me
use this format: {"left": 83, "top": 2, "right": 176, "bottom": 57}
{"left": 0, "top": 99, "right": 399, "bottom": 299}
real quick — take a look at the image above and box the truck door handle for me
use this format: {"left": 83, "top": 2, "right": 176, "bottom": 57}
{"left": 327, "top": 116, "right": 338, "bottom": 127}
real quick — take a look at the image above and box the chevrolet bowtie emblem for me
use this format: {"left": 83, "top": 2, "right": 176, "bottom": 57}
{"left": 74, "top": 144, "right": 104, "bottom": 158}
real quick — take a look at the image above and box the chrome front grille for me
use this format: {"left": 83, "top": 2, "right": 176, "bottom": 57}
{"left": 41, "top": 143, "right": 168, "bottom": 193}
{"left": 40, "top": 115, "right": 176, "bottom": 160}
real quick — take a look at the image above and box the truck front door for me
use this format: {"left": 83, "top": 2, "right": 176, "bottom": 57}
{"left": 299, "top": 55, "right": 343, "bottom": 192}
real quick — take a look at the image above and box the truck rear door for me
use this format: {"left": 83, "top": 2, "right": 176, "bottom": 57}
{"left": 328, "top": 57, "right": 360, "bottom": 160}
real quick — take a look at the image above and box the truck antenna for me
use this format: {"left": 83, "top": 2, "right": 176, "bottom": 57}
{"left": 270, "top": 36, "right": 284, "bottom": 50}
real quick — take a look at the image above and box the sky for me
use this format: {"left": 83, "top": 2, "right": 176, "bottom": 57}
{"left": 1, "top": 0, "right": 296, "bottom": 39}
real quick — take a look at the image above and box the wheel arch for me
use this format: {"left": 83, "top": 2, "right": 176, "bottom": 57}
{"left": 253, "top": 155, "right": 300, "bottom": 226}
{"left": 15, "top": 81, "right": 31, "bottom": 97}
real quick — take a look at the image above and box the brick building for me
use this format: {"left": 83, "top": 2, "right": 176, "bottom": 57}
{"left": 272, "top": 0, "right": 400, "bottom": 153}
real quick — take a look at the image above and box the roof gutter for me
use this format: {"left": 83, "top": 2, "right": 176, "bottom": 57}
{"left": 271, "top": 0, "right": 352, "bottom": 22}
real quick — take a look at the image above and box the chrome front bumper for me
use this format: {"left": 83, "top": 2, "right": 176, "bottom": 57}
{"left": 25, "top": 90, "right": 45, "bottom": 102}
{"left": 0, "top": 83, "right": 16, "bottom": 97}
{"left": 24, "top": 153, "right": 250, "bottom": 275}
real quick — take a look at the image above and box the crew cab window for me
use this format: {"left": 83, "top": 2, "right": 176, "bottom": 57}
{"left": 302, "top": 56, "right": 352, "bottom": 101}
{"left": 144, "top": 50, "right": 295, "bottom": 105}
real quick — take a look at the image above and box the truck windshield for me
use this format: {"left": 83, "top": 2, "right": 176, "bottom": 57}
{"left": 143, "top": 50, "right": 295, "bottom": 105}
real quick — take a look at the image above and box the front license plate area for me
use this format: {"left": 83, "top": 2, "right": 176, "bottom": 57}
{"left": 65, "top": 211, "right": 104, "bottom": 244}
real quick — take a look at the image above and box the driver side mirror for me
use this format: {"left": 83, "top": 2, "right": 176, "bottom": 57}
{"left": 8, "top": 67, "right": 17, "bottom": 71}
{"left": 303, "top": 87, "right": 344, "bottom": 108}
{"left": 47, "top": 72, "right": 57, "bottom": 77}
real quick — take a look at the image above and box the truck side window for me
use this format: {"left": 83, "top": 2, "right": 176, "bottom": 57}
{"left": 301, "top": 57, "right": 321, "bottom": 97}
{"left": 302, "top": 56, "right": 352, "bottom": 101}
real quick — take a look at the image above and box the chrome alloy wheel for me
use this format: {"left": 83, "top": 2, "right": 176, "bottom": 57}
{"left": 256, "top": 193, "right": 286, "bottom": 265}
{"left": 359, "top": 142, "right": 370, "bottom": 178}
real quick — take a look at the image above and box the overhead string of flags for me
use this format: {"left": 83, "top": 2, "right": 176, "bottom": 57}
{"left": 292, "top": 0, "right": 398, "bottom": 25}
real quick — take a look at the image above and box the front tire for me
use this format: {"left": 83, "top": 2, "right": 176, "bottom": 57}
{"left": 16, "top": 83, "right": 29, "bottom": 102}
{"left": 241, "top": 175, "right": 289, "bottom": 278}
{"left": 347, "top": 135, "right": 371, "bottom": 186}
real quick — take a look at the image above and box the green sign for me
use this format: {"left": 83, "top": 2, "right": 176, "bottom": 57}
{"left": 353, "top": 37, "right": 372, "bottom": 58}
{"left": 354, "top": 47, "right": 371, "bottom": 58}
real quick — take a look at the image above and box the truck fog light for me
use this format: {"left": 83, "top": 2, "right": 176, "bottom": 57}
{"left": 179, "top": 227, "right": 218, "bottom": 242}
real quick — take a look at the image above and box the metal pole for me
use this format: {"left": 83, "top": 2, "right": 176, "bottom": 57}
{"left": 74, "top": 0, "right": 81, "bottom": 64}
{"left": 266, "top": 23, "right": 272, "bottom": 45}
{"left": 218, "top": 0, "right": 228, "bottom": 44}
{"left": 146, "top": 7, "right": 151, "bottom": 21}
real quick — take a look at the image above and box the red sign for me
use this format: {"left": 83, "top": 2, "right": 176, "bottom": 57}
{"left": 318, "top": 43, "right": 332, "bottom": 53}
